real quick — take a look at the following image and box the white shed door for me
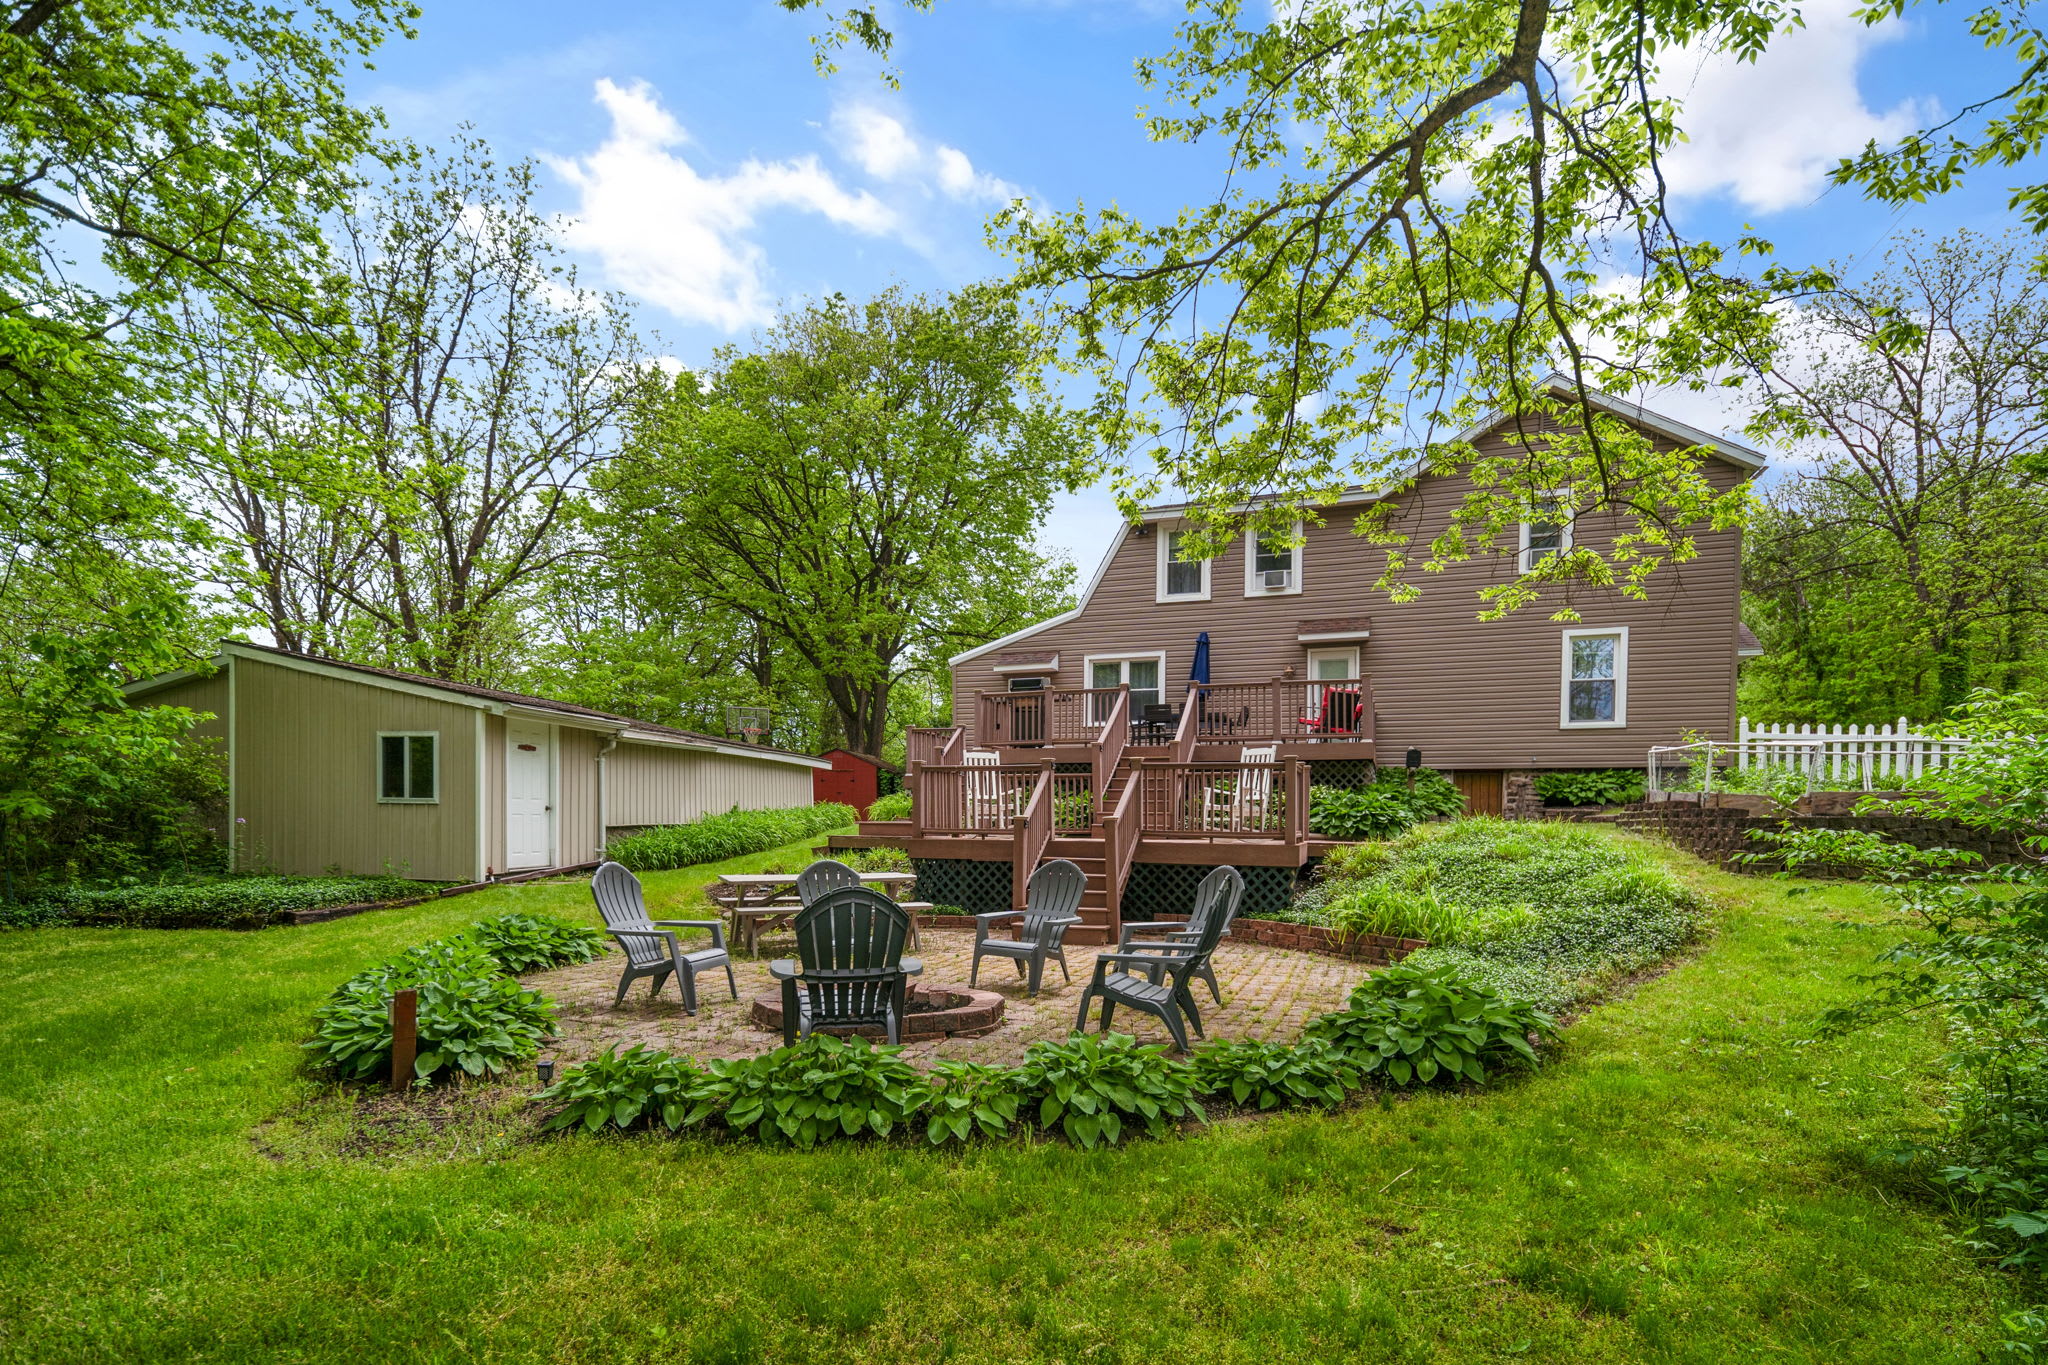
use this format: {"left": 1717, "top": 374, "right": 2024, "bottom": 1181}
{"left": 506, "top": 721, "right": 553, "bottom": 870}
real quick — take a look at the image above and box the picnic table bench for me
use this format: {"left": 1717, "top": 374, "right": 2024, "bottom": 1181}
{"left": 706, "top": 870, "right": 929, "bottom": 954}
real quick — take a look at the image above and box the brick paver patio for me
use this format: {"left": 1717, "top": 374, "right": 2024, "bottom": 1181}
{"left": 529, "top": 928, "right": 1371, "bottom": 1068}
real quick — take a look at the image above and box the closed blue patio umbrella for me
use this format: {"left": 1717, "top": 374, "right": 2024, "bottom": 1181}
{"left": 1189, "top": 632, "right": 1211, "bottom": 730}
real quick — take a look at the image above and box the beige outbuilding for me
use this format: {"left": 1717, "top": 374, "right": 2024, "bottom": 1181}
{"left": 123, "top": 642, "right": 829, "bottom": 883}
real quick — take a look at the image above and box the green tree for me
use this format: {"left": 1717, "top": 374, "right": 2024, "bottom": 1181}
{"left": 596, "top": 286, "right": 1085, "bottom": 756}
{"left": 184, "top": 143, "right": 645, "bottom": 685}
{"left": 1742, "top": 232, "right": 2048, "bottom": 722}
{"left": 830, "top": 0, "right": 2048, "bottom": 614}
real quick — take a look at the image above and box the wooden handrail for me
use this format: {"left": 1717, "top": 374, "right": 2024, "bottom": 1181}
{"left": 1094, "top": 685, "right": 1129, "bottom": 796}
{"left": 1134, "top": 760, "right": 1295, "bottom": 839}
{"left": 1103, "top": 768, "right": 1142, "bottom": 936}
{"left": 1170, "top": 685, "right": 1200, "bottom": 764}
{"left": 1011, "top": 762, "right": 1054, "bottom": 908}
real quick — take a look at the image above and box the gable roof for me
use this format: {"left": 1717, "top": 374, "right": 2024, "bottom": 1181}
{"left": 950, "top": 376, "right": 1766, "bottom": 667}
{"left": 125, "top": 641, "right": 830, "bottom": 769}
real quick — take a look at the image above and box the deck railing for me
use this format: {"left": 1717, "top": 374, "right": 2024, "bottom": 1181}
{"left": 905, "top": 726, "right": 964, "bottom": 771}
{"left": 1188, "top": 679, "right": 1372, "bottom": 742}
{"left": 1011, "top": 767, "right": 1054, "bottom": 907}
{"left": 1102, "top": 772, "right": 1141, "bottom": 938}
{"left": 1093, "top": 687, "right": 1129, "bottom": 795}
{"left": 1050, "top": 770, "right": 1094, "bottom": 833}
{"left": 912, "top": 763, "right": 1043, "bottom": 834}
{"left": 978, "top": 686, "right": 1129, "bottom": 747}
{"left": 1132, "top": 759, "right": 1309, "bottom": 842}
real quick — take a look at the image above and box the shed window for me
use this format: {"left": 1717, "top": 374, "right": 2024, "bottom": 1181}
{"left": 379, "top": 732, "right": 439, "bottom": 802}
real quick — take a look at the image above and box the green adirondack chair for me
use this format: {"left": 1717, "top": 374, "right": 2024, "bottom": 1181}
{"left": 767, "top": 886, "right": 924, "bottom": 1044}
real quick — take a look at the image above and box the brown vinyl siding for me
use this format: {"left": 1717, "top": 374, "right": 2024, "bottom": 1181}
{"left": 955, "top": 420, "right": 1745, "bottom": 770}
{"left": 232, "top": 657, "right": 481, "bottom": 881}
{"left": 606, "top": 744, "right": 814, "bottom": 828}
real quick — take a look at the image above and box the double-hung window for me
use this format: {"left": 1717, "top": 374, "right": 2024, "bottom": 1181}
{"left": 1244, "top": 521, "right": 1303, "bottom": 595}
{"left": 1156, "top": 528, "right": 1211, "bottom": 601}
{"left": 378, "top": 732, "right": 440, "bottom": 802}
{"left": 1560, "top": 629, "right": 1627, "bottom": 727}
{"left": 1520, "top": 495, "right": 1573, "bottom": 572}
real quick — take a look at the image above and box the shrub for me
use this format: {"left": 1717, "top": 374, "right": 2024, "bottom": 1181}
{"left": 834, "top": 845, "right": 911, "bottom": 873}
{"left": 538, "top": 1044, "right": 712, "bottom": 1133}
{"left": 1190, "top": 1037, "right": 1360, "bottom": 1110}
{"left": 1321, "top": 882, "right": 1469, "bottom": 945}
{"left": 866, "top": 791, "right": 912, "bottom": 822}
{"left": 1371, "top": 765, "right": 1466, "bottom": 820}
{"left": 604, "top": 803, "right": 857, "bottom": 871}
{"left": 468, "top": 913, "right": 606, "bottom": 974}
{"left": 305, "top": 939, "right": 556, "bottom": 1083}
{"left": 703, "top": 1035, "right": 929, "bottom": 1148}
{"left": 924, "top": 1059, "right": 1020, "bottom": 1143}
{"left": 1306, "top": 962, "right": 1553, "bottom": 1086}
{"left": 1532, "top": 769, "right": 1646, "bottom": 807}
{"left": 1007, "top": 1032, "right": 1205, "bottom": 1148}
{"left": 1309, "top": 785, "right": 1414, "bottom": 839}
{"left": 23, "top": 873, "right": 425, "bottom": 930}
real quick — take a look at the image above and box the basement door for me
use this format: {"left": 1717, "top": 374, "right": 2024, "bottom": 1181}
{"left": 506, "top": 720, "right": 554, "bottom": 871}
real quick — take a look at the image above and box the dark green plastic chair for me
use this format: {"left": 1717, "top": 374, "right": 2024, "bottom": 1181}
{"left": 768, "top": 886, "right": 924, "bottom": 1044}
{"left": 796, "top": 858, "right": 861, "bottom": 905}
{"left": 970, "top": 858, "right": 1086, "bottom": 997}
{"left": 1074, "top": 865, "right": 1243, "bottom": 1052}
{"left": 1115, "top": 864, "right": 1246, "bottom": 1005}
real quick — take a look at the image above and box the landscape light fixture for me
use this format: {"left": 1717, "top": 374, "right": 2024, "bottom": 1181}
{"left": 536, "top": 1060, "right": 556, "bottom": 1086}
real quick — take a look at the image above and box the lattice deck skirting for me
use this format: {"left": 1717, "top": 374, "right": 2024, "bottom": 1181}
{"left": 912, "top": 858, "right": 1306, "bottom": 920}
{"left": 911, "top": 858, "right": 1015, "bottom": 915}
{"left": 1304, "top": 758, "right": 1375, "bottom": 791}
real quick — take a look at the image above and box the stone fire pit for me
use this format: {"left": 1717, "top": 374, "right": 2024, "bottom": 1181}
{"left": 749, "top": 984, "right": 1004, "bottom": 1040}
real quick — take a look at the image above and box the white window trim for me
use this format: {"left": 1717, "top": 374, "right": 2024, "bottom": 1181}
{"left": 1305, "top": 646, "right": 1360, "bottom": 680}
{"left": 1559, "top": 627, "right": 1628, "bottom": 729}
{"left": 1243, "top": 520, "right": 1305, "bottom": 597}
{"left": 377, "top": 730, "right": 442, "bottom": 803}
{"left": 1519, "top": 492, "right": 1574, "bottom": 573}
{"left": 1156, "top": 527, "right": 1212, "bottom": 602}
{"left": 1084, "top": 652, "right": 1169, "bottom": 695}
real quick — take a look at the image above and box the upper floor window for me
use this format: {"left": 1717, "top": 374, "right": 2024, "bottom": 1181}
{"left": 1156, "top": 528, "right": 1211, "bottom": 602}
{"left": 1244, "top": 521, "right": 1303, "bottom": 596}
{"left": 378, "top": 732, "right": 439, "bottom": 802}
{"left": 1520, "top": 495, "right": 1573, "bottom": 572}
{"left": 1560, "top": 628, "right": 1627, "bottom": 728}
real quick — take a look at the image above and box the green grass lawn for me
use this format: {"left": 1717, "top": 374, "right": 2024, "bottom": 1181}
{"left": 0, "top": 829, "right": 2029, "bottom": 1363}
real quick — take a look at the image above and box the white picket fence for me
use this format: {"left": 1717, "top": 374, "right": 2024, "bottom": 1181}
{"left": 1737, "top": 717, "right": 1971, "bottom": 787}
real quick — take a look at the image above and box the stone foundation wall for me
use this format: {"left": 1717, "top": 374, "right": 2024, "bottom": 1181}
{"left": 1503, "top": 770, "right": 1543, "bottom": 819}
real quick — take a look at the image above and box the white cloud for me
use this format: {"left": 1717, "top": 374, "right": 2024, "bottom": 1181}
{"left": 546, "top": 79, "right": 898, "bottom": 331}
{"left": 1654, "top": 0, "right": 1934, "bottom": 213}
{"left": 829, "top": 101, "right": 1026, "bottom": 205}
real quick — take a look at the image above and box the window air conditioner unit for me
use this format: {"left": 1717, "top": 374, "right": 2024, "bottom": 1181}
{"left": 1260, "top": 568, "right": 1293, "bottom": 591}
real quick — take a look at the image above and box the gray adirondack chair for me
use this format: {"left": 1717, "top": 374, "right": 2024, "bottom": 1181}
{"left": 1074, "top": 866, "right": 1242, "bottom": 1052}
{"left": 768, "top": 886, "right": 924, "bottom": 1044}
{"left": 590, "top": 860, "right": 737, "bottom": 1013}
{"left": 970, "top": 858, "right": 1086, "bottom": 997}
{"left": 796, "top": 858, "right": 862, "bottom": 904}
{"left": 1115, "top": 863, "right": 1246, "bottom": 1005}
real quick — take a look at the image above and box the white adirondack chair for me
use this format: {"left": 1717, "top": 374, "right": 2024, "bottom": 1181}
{"left": 1207, "top": 743, "right": 1277, "bottom": 830}
{"left": 963, "top": 749, "right": 1005, "bottom": 829}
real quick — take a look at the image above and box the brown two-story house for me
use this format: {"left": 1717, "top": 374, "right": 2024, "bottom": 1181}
{"left": 896, "top": 380, "right": 1766, "bottom": 940}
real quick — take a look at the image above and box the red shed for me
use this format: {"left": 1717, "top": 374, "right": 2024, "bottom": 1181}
{"left": 813, "top": 749, "right": 894, "bottom": 817}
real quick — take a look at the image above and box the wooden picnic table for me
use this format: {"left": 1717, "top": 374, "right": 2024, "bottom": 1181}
{"left": 707, "top": 870, "right": 926, "bottom": 955}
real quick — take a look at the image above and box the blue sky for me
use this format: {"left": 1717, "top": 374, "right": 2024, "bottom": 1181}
{"left": 358, "top": 0, "right": 2037, "bottom": 570}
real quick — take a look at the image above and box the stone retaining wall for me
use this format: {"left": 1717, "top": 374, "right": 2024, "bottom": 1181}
{"left": 1604, "top": 801, "right": 2029, "bottom": 871}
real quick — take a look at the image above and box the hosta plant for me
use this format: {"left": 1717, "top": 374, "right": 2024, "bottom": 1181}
{"left": 469, "top": 912, "right": 606, "bottom": 974}
{"left": 1007, "top": 1032, "right": 1205, "bottom": 1148}
{"left": 923, "top": 1059, "right": 1020, "bottom": 1144}
{"left": 1308, "top": 785, "right": 1415, "bottom": 839}
{"left": 1190, "top": 1037, "right": 1361, "bottom": 1110}
{"left": 1306, "top": 962, "right": 1552, "bottom": 1087}
{"left": 538, "top": 1044, "right": 712, "bottom": 1133}
{"left": 306, "top": 939, "right": 557, "bottom": 1083}
{"left": 705, "top": 1035, "right": 930, "bottom": 1148}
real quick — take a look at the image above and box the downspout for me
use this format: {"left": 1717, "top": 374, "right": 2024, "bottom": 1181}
{"left": 595, "top": 732, "right": 620, "bottom": 863}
